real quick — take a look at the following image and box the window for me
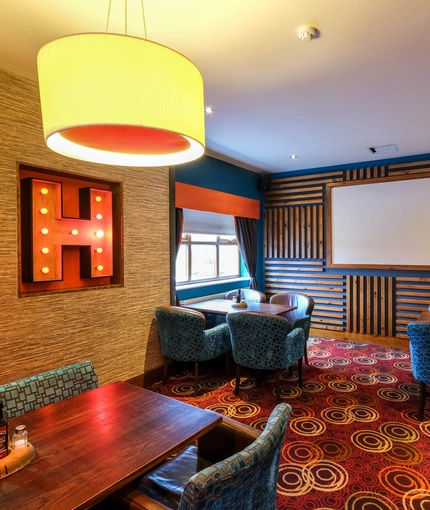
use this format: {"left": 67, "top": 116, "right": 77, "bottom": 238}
{"left": 176, "top": 233, "right": 240, "bottom": 284}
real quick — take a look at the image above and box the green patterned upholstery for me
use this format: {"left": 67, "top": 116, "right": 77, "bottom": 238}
{"left": 206, "top": 290, "right": 266, "bottom": 328}
{"left": 110, "top": 403, "right": 292, "bottom": 510}
{"left": 406, "top": 322, "right": 430, "bottom": 421}
{"left": 155, "top": 306, "right": 231, "bottom": 396}
{"left": 226, "top": 311, "right": 305, "bottom": 403}
{"left": 0, "top": 361, "right": 98, "bottom": 418}
{"left": 181, "top": 403, "right": 291, "bottom": 509}
{"left": 269, "top": 292, "right": 314, "bottom": 365}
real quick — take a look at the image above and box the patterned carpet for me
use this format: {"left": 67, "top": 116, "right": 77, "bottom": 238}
{"left": 148, "top": 338, "right": 430, "bottom": 509}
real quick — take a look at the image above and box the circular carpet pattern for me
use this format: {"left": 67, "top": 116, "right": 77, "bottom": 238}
{"left": 148, "top": 338, "right": 430, "bottom": 508}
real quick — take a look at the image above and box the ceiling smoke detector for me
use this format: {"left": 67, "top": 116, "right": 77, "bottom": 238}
{"left": 298, "top": 26, "right": 316, "bottom": 42}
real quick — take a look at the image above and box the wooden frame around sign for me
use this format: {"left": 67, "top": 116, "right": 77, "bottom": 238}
{"left": 326, "top": 172, "right": 430, "bottom": 271}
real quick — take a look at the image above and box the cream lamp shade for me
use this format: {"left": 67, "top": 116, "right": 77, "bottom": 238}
{"left": 37, "top": 33, "right": 205, "bottom": 166}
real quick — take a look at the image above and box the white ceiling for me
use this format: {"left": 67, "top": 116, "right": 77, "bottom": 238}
{"left": 2, "top": 0, "right": 430, "bottom": 174}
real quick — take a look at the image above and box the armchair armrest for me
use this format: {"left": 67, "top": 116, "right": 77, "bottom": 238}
{"left": 290, "top": 314, "right": 311, "bottom": 340}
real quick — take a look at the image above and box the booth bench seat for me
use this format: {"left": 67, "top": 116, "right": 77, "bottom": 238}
{"left": 0, "top": 361, "right": 98, "bottom": 418}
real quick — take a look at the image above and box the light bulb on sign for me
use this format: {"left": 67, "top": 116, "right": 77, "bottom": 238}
{"left": 96, "top": 214, "right": 103, "bottom": 220}
{"left": 71, "top": 229, "right": 79, "bottom": 235}
{"left": 41, "top": 267, "right": 49, "bottom": 274}
{"left": 97, "top": 265, "right": 104, "bottom": 271}
{"left": 95, "top": 230, "right": 104, "bottom": 238}
{"left": 95, "top": 196, "right": 102, "bottom": 202}
{"left": 40, "top": 208, "right": 48, "bottom": 214}
{"left": 96, "top": 248, "right": 103, "bottom": 253}
{"left": 41, "top": 247, "right": 49, "bottom": 254}
{"left": 40, "top": 188, "right": 48, "bottom": 195}
{"left": 41, "top": 228, "right": 49, "bottom": 234}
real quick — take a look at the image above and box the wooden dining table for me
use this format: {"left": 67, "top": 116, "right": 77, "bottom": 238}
{"left": 0, "top": 381, "right": 222, "bottom": 509}
{"left": 184, "top": 298, "right": 296, "bottom": 316}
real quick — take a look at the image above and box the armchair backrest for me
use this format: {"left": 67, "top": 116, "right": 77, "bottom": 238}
{"left": 155, "top": 305, "right": 207, "bottom": 361}
{"left": 406, "top": 322, "right": 430, "bottom": 385}
{"left": 270, "top": 292, "right": 314, "bottom": 321}
{"left": 224, "top": 289, "right": 266, "bottom": 303}
{"left": 179, "top": 403, "right": 292, "bottom": 510}
{"left": 226, "top": 312, "right": 304, "bottom": 371}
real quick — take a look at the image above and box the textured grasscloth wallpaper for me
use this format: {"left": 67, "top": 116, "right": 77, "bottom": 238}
{"left": 0, "top": 68, "right": 170, "bottom": 385}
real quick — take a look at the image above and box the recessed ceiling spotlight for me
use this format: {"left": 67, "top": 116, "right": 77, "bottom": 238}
{"left": 205, "top": 107, "right": 214, "bottom": 114}
{"left": 290, "top": 154, "right": 297, "bottom": 159}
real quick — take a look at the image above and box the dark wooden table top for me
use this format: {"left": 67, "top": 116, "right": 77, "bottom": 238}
{"left": 0, "top": 381, "right": 222, "bottom": 510}
{"left": 185, "top": 298, "right": 296, "bottom": 316}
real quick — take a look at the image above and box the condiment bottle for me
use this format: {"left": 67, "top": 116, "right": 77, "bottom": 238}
{"left": 236, "top": 289, "right": 241, "bottom": 303}
{"left": 12, "top": 425, "right": 28, "bottom": 450}
{"left": 0, "top": 402, "right": 8, "bottom": 459}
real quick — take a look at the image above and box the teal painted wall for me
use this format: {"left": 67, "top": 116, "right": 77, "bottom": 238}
{"left": 175, "top": 155, "right": 264, "bottom": 301}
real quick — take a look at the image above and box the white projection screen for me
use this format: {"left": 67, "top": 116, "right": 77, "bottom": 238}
{"left": 327, "top": 175, "right": 430, "bottom": 270}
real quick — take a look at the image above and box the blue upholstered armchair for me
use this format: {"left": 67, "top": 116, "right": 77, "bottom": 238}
{"left": 270, "top": 292, "right": 315, "bottom": 365}
{"left": 206, "top": 289, "right": 267, "bottom": 328}
{"left": 109, "top": 403, "right": 292, "bottom": 510}
{"left": 226, "top": 311, "right": 305, "bottom": 403}
{"left": 155, "top": 306, "right": 231, "bottom": 396}
{"left": 406, "top": 322, "right": 430, "bottom": 421}
{"left": 224, "top": 288, "right": 267, "bottom": 303}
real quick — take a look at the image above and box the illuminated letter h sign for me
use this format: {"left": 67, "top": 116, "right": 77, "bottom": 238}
{"left": 21, "top": 178, "right": 113, "bottom": 282}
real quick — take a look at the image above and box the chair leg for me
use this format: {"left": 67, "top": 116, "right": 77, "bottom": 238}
{"left": 298, "top": 357, "right": 303, "bottom": 388}
{"left": 275, "top": 369, "right": 281, "bottom": 404}
{"left": 418, "top": 381, "right": 426, "bottom": 421}
{"left": 162, "top": 358, "right": 169, "bottom": 384}
{"left": 235, "top": 364, "right": 241, "bottom": 396}
{"left": 194, "top": 361, "right": 199, "bottom": 396}
{"left": 304, "top": 342, "right": 309, "bottom": 365}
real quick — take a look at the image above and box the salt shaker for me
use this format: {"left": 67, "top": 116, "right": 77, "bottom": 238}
{"left": 12, "top": 425, "right": 28, "bottom": 450}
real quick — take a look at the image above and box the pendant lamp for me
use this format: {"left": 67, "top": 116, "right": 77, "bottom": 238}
{"left": 37, "top": 18, "right": 205, "bottom": 167}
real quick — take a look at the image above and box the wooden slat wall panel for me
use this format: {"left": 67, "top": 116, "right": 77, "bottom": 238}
{"left": 396, "top": 277, "right": 430, "bottom": 337}
{"left": 266, "top": 172, "right": 343, "bottom": 207}
{"left": 346, "top": 276, "right": 395, "bottom": 336}
{"left": 387, "top": 160, "right": 430, "bottom": 175}
{"left": 264, "top": 161, "right": 430, "bottom": 339}
{"left": 265, "top": 261, "right": 346, "bottom": 331}
{"left": 265, "top": 260, "right": 324, "bottom": 271}
{"left": 265, "top": 205, "right": 324, "bottom": 259}
{"left": 345, "top": 167, "right": 387, "bottom": 180}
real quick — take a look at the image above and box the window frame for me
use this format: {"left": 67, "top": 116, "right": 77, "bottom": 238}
{"left": 176, "top": 232, "right": 241, "bottom": 285}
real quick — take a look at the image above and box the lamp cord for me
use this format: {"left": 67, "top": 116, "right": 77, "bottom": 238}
{"left": 141, "top": 0, "right": 147, "bottom": 39}
{"left": 106, "top": 0, "right": 112, "bottom": 32}
{"left": 105, "top": 0, "right": 147, "bottom": 39}
{"left": 124, "top": 0, "right": 127, "bottom": 34}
